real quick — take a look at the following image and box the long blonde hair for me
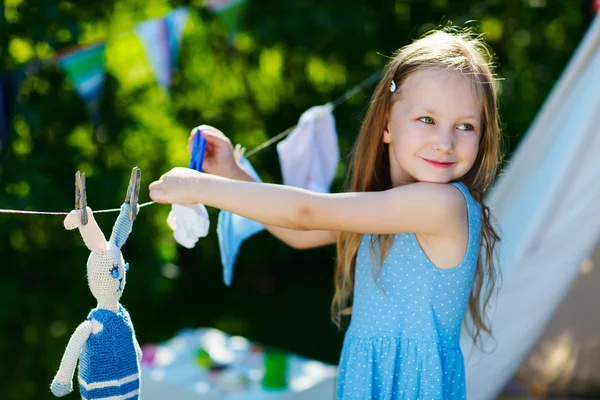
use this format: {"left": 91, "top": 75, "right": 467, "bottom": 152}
{"left": 332, "top": 28, "right": 501, "bottom": 346}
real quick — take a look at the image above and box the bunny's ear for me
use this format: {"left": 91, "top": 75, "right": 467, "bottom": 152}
{"left": 71, "top": 207, "right": 107, "bottom": 254}
{"left": 109, "top": 203, "right": 136, "bottom": 249}
{"left": 64, "top": 210, "right": 79, "bottom": 230}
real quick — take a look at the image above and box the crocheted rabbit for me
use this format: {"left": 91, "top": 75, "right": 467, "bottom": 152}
{"left": 51, "top": 204, "right": 141, "bottom": 399}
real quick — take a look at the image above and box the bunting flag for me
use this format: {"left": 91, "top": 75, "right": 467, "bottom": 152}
{"left": 0, "top": 69, "right": 25, "bottom": 154}
{"left": 206, "top": 0, "right": 247, "bottom": 36}
{"left": 57, "top": 43, "right": 106, "bottom": 122}
{"left": 134, "top": 7, "right": 189, "bottom": 91}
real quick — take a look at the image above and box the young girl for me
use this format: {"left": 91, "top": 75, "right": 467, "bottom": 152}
{"left": 150, "top": 29, "right": 501, "bottom": 399}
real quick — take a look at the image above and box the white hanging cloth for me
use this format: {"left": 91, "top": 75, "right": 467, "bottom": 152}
{"left": 463, "top": 15, "right": 600, "bottom": 400}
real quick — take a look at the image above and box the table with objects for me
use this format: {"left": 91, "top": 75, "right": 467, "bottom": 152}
{"left": 140, "top": 328, "right": 338, "bottom": 399}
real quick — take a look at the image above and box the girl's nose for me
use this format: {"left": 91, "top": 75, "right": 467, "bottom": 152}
{"left": 433, "top": 127, "right": 454, "bottom": 153}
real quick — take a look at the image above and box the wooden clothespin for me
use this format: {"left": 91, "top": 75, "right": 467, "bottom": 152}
{"left": 124, "top": 167, "right": 141, "bottom": 222}
{"left": 75, "top": 171, "right": 88, "bottom": 225}
{"left": 233, "top": 143, "right": 246, "bottom": 163}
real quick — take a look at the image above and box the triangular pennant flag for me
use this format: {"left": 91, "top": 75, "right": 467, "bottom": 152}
{"left": 0, "top": 69, "right": 24, "bottom": 154}
{"left": 164, "top": 7, "right": 189, "bottom": 75}
{"left": 57, "top": 43, "right": 106, "bottom": 122}
{"left": 206, "top": 0, "right": 247, "bottom": 36}
{"left": 134, "top": 8, "right": 189, "bottom": 91}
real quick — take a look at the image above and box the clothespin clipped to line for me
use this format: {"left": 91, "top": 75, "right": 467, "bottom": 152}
{"left": 189, "top": 128, "right": 206, "bottom": 172}
{"left": 75, "top": 171, "right": 88, "bottom": 225}
{"left": 125, "top": 167, "right": 141, "bottom": 222}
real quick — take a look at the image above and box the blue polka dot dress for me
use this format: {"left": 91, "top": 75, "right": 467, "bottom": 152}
{"left": 337, "top": 182, "right": 481, "bottom": 400}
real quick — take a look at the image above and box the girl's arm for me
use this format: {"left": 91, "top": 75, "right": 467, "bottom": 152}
{"left": 190, "top": 126, "right": 337, "bottom": 249}
{"left": 225, "top": 161, "right": 337, "bottom": 249}
{"left": 149, "top": 168, "right": 467, "bottom": 237}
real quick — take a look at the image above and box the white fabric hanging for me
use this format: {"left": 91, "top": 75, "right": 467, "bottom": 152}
{"left": 463, "top": 15, "right": 600, "bottom": 400}
{"left": 167, "top": 204, "right": 210, "bottom": 249}
{"left": 276, "top": 104, "right": 340, "bottom": 193}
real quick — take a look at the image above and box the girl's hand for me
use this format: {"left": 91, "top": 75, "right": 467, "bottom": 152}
{"left": 188, "top": 125, "right": 239, "bottom": 178}
{"left": 149, "top": 167, "right": 205, "bottom": 205}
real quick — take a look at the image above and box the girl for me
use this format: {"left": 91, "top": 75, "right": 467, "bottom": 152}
{"left": 150, "top": 29, "right": 501, "bottom": 399}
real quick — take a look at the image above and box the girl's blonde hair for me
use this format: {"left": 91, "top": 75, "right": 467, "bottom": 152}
{"left": 332, "top": 28, "right": 501, "bottom": 346}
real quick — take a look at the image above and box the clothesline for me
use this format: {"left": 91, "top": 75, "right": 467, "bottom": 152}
{"left": 0, "top": 71, "right": 381, "bottom": 216}
{"left": 0, "top": 201, "right": 155, "bottom": 216}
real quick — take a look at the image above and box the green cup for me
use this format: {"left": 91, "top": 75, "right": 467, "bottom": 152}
{"left": 262, "top": 349, "right": 288, "bottom": 390}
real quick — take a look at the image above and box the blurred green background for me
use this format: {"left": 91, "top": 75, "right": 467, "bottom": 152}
{"left": 0, "top": 0, "right": 595, "bottom": 399}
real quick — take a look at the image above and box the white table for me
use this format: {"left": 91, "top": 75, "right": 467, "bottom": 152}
{"left": 140, "top": 328, "right": 337, "bottom": 399}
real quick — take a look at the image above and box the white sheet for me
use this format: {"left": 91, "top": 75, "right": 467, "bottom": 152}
{"left": 463, "top": 15, "right": 600, "bottom": 400}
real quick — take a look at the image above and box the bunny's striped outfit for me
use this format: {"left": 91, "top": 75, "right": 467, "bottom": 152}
{"left": 78, "top": 306, "right": 140, "bottom": 400}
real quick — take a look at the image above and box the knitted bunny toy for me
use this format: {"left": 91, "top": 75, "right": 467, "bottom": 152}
{"left": 50, "top": 203, "right": 141, "bottom": 399}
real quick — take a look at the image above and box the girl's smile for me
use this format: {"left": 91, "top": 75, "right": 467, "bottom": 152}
{"left": 420, "top": 157, "right": 456, "bottom": 168}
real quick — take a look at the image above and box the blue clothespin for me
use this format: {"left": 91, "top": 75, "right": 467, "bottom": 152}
{"left": 189, "top": 128, "right": 206, "bottom": 172}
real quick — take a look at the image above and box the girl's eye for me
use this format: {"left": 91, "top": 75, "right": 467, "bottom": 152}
{"left": 418, "top": 117, "right": 435, "bottom": 125}
{"left": 110, "top": 265, "right": 120, "bottom": 279}
{"left": 457, "top": 123, "right": 474, "bottom": 131}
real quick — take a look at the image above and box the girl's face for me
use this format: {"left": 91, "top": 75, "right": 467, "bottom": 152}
{"left": 384, "top": 68, "right": 482, "bottom": 187}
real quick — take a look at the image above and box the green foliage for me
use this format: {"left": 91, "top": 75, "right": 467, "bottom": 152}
{"left": 0, "top": 0, "right": 593, "bottom": 398}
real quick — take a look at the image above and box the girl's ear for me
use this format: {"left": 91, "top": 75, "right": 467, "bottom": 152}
{"left": 383, "top": 123, "right": 392, "bottom": 144}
